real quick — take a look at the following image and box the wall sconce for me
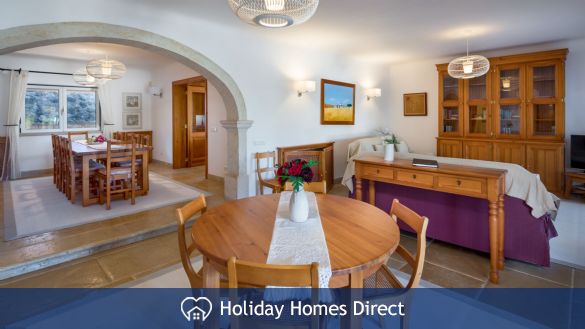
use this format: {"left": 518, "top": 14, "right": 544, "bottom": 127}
{"left": 365, "top": 88, "right": 382, "bottom": 101}
{"left": 148, "top": 85, "right": 163, "bottom": 98}
{"left": 296, "top": 80, "right": 316, "bottom": 97}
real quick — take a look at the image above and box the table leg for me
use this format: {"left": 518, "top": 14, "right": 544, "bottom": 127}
{"left": 368, "top": 180, "right": 376, "bottom": 206}
{"left": 355, "top": 177, "right": 363, "bottom": 201}
{"left": 141, "top": 151, "right": 149, "bottom": 194}
{"left": 341, "top": 270, "right": 364, "bottom": 329}
{"left": 497, "top": 194, "right": 505, "bottom": 270}
{"left": 488, "top": 200, "right": 499, "bottom": 284}
{"left": 202, "top": 257, "right": 220, "bottom": 329}
{"left": 82, "top": 155, "right": 90, "bottom": 207}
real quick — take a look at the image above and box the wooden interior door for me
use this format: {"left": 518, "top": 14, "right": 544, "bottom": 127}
{"left": 187, "top": 86, "right": 207, "bottom": 168}
{"left": 172, "top": 84, "right": 188, "bottom": 169}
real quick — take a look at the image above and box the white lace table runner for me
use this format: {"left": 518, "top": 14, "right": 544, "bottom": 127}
{"left": 267, "top": 192, "right": 332, "bottom": 288}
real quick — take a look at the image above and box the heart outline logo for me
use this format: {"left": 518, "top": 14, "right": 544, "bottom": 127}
{"left": 181, "top": 296, "right": 213, "bottom": 322}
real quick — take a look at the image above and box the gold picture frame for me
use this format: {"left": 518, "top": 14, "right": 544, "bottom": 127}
{"left": 403, "top": 92, "right": 427, "bottom": 116}
{"left": 321, "top": 79, "right": 356, "bottom": 125}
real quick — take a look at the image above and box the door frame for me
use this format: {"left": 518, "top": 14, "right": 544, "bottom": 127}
{"left": 172, "top": 76, "right": 209, "bottom": 178}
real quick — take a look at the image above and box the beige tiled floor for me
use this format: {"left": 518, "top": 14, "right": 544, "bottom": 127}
{"left": 1, "top": 165, "right": 584, "bottom": 288}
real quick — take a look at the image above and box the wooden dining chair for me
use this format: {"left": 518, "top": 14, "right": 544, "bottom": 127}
{"left": 62, "top": 137, "right": 103, "bottom": 203}
{"left": 67, "top": 131, "right": 89, "bottom": 141}
{"left": 51, "top": 134, "right": 59, "bottom": 186}
{"left": 176, "top": 195, "right": 228, "bottom": 289}
{"left": 255, "top": 151, "right": 282, "bottom": 195}
{"left": 228, "top": 257, "right": 320, "bottom": 329}
{"left": 284, "top": 181, "right": 327, "bottom": 194}
{"left": 115, "top": 133, "right": 149, "bottom": 189}
{"left": 96, "top": 139, "right": 138, "bottom": 210}
{"left": 366, "top": 199, "right": 429, "bottom": 289}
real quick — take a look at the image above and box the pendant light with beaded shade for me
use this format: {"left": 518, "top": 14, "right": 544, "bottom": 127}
{"left": 73, "top": 68, "right": 101, "bottom": 86}
{"left": 448, "top": 39, "right": 490, "bottom": 79}
{"left": 86, "top": 57, "right": 127, "bottom": 80}
{"left": 228, "top": 0, "right": 319, "bottom": 28}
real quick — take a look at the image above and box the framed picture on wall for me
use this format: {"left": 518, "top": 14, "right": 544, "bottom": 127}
{"left": 123, "top": 112, "right": 142, "bottom": 130}
{"left": 123, "top": 93, "right": 142, "bottom": 111}
{"left": 403, "top": 92, "right": 427, "bottom": 116}
{"left": 321, "top": 79, "right": 356, "bottom": 125}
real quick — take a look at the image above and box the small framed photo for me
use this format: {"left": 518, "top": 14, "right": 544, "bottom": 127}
{"left": 123, "top": 93, "right": 142, "bottom": 111}
{"left": 403, "top": 92, "right": 427, "bottom": 116}
{"left": 321, "top": 79, "right": 356, "bottom": 125}
{"left": 123, "top": 112, "right": 142, "bottom": 130}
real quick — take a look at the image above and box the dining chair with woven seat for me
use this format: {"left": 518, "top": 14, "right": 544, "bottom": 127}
{"left": 255, "top": 151, "right": 282, "bottom": 195}
{"left": 366, "top": 199, "right": 429, "bottom": 289}
{"left": 176, "top": 195, "right": 228, "bottom": 289}
{"left": 284, "top": 181, "right": 327, "bottom": 194}
{"left": 96, "top": 139, "right": 138, "bottom": 210}
{"left": 113, "top": 134, "right": 149, "bottom": 190}
{"left": 62, "top": 137, "right": 104, "bottom": 203}
{"left": 227, "top": 257, "right": 320, "bottom": 329}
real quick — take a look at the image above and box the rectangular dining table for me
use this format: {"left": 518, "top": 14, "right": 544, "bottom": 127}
{"left": 71, "top": 141, "right": 152, "bottom": 207}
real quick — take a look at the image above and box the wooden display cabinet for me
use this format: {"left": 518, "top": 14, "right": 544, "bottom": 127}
{"left": 436, "top": 49, "right": 567, "bottom": 193}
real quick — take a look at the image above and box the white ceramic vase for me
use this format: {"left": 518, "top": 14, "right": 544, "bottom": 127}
{"left": 289, "top": 186, "right": 309, "bottom": 222}
{"left": 384, "top": 144, "right": 395, "bottom": 161}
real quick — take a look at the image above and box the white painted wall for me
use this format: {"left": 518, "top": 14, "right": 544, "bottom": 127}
{"left": 150, "top": 62, "right": 228, "bottom": 178}
{"left": 0, "top": 4, "right": 392, "bottom": 195}
{"left": 387, "top": 37, "right": 585, "bottom": 163}
{"left": 0, "top": 53, "right": 153, "bottom": 171}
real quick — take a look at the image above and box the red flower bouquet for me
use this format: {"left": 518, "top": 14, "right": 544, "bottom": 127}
{"left": 276, "top": 159, "right": 318, "bottom": 192}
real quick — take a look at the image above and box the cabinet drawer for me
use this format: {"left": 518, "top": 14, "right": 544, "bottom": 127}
{"left": 395, "top": 170, "right": 434, "bottom": 187}
{"left": 361, "top": 166, "right": 394, "bottom": 180}
{"left": 437, "top": 176, "right": 485, "bottom": 195}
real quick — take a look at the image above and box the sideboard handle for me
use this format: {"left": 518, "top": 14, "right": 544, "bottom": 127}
{"left": 457, "top": 180, "right": 462, "bottom": 186}
{"left": 376, "top": 169, "right": 380, "bottom": 174}
{"left": 412, "top": 174, "right": 417, "bottom": 179}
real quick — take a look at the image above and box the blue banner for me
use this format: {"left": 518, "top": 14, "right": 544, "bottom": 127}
{"left": 0, "top": 288, "right": 583, "bottom": 328}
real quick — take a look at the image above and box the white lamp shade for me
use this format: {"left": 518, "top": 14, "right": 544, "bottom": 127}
{"left": 297, "top": 80, "right": 316, "bottom": 94}
{"left": 448, "top": 55, "right": 490, "bottom": 79}
{"left": 365, "top": 88, "right": 382, "bottom": 99}
{"left": 73, "top": 68, "right": 99, "bottom": 86}
{"left": 228, "top": 0, "right": 319, "bottom": 28}
{"left": 86, "top": 58, "right": 127, "bottom": 80}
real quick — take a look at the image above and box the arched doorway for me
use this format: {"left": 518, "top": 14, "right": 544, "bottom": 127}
{"left": 0, "top": 22, "right": 252, "bottom": 199}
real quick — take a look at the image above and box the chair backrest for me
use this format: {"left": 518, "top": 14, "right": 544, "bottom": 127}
{"left": 176, "top": 195, "right": 207, "bottom": 288}
{"left": 65, "top": 137, "right": 77, "bottom": 175}
{"left": 255, "top": 151, "right": 277, "bottom": 182}
{"left": 112, "top": 131, "right": 124, "bottom": 141}
{"left": 227, "top": 257, "right": 319, "bottom": 288}
{"left": 284, "top": 181, "right": 327, "bottom": 194}
{"left": 67, "top": 131, "right": 89, "bottom": 141}
{"left": 389, "top": 199, "right": 429, "bottom": 288}
{"left": 105, "top": 139, "right": 137, "bottom": 175}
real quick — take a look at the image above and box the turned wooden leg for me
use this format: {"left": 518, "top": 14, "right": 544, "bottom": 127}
{"left": 355, "top": 177, "right": 363, "bottom": 201}
{"left": 488, "top": 200, "right": 499, "bottom": 284}
{"left": 497, "top": 194, "right": 505, "bottom": 270}
{"left": 369, "top": 180, "right": 376, "bottom": 206}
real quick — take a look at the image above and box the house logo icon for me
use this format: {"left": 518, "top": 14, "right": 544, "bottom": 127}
{"left": 181, "top": 297, "right": 213, "bottom": 322}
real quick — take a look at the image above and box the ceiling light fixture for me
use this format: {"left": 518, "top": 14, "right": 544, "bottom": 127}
{"left": 448, "top": 39, "right": 490, "bottom": 79}
{"left": 73, "top": 68, "right": 100, "bottom": 86}
{"left": 86, "top": 56, "right": 127, "bottom": 80}
{"left": 228, "top": 0, "right": 319, "bottom": 28}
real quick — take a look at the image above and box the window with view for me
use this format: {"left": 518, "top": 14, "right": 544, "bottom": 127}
{"left": 22, "top": 86, "right": 99, "bottom": 134}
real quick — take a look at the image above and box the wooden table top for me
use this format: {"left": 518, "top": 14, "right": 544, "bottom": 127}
{"left": 355, "top": 156, "right": 507, "bottom": 179}
{"left": 192, "top": 193, "right": 399, "bottom": 277}
{"left": 71, "top": 140, "right": 151, "bottom": 155}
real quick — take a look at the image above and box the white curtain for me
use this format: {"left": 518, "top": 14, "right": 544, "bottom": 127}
{"left": 97, "top": 83, "right": 114, "bottom": 138}
{"left": 6, "top": 70, "right": 29, "bottom": 179}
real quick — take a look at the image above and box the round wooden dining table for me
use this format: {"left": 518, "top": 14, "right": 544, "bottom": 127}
{"left": 191, "top": 193, "right": 400, "bottom": 288}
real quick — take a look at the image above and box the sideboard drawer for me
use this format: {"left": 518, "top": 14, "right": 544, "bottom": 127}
{"left": 395, "top": 170, "right": 434, "bottom": 187}
{"left": 437, "top": 176, "right": 485, "bottom": 195}
{"left": 362, "top": 165, "right": 394, "bottom": 180}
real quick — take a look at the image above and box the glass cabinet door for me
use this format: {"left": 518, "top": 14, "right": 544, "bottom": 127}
{"left": 464, "top": 74, "right": 491, "bottom": 137}
{"left": 527, "top": 61, "right": 563, "bottom": 140}
{"left": 494, "top": 65, "right": 525, "bottom": 139}
{"left": 439, "top": 71, "right": 463, "bottom": 136}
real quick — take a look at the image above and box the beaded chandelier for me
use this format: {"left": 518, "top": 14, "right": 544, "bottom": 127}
{"left": 228, "top": 0, "right": 319, "bottom": 28}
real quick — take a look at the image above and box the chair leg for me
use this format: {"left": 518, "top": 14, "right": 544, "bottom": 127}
{"left": 259, "top": 183, "right": 264, "bottom": 195}
{"left": 106, "top": 180, "right": 111, "bottom": 210}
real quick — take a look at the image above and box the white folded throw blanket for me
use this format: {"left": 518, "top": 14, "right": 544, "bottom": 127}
{"left": 342, "top": 151, "right": 559, "bottom": 219}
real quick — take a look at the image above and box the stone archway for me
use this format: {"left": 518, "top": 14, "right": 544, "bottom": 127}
{"left": 0, "top": 22, "right": 252, "bottom": 199}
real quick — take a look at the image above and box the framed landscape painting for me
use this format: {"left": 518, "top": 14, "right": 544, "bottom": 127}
{"left": 321, "top": 79, "right": 356, "bottom": 125}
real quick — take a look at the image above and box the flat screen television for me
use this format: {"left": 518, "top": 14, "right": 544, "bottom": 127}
{"left": 571, "top": 135, "right": 585, "bottom": 170}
